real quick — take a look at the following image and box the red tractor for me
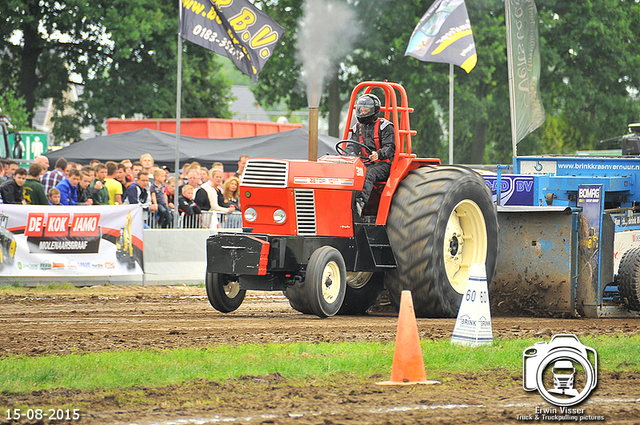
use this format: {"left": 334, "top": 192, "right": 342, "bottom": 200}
{"left": 205, "top": 81, "right": 498, "bottom": 318}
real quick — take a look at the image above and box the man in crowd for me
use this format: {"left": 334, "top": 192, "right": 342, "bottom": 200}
{"left": 115, "top": 164, "right": 128, "bottom": 194}
{"left": 185, "top": 169, "right": 210, "bottom": 211}
{"left": 34, "top": 155, "right": 50, "bottom": 171}
{"left": 6, "top": 160, "right": 19, "bottom": 178}
{"left": 123, "top": 171, "right": 157, "bottom": 228}
{"left": 104, "top": 161, "right": 123, "bottom": 205}
{"left": 23, "top": 163, "right": 48, "bottom": 205}
{"left": 120, "top": 159, "right": 133, "bottom": 186}
{"left": 90, "top": 163, "right": 109, "bottom": 205}
{"left": 56, "top": 168, "right": 80, "bottom": 205}
{"left": 234, "top": 155, "right": 249, "bottom": 179}
{"left": 77, "top": 171, "right": 94, "bottom": 205}
{"left": 131, "top": 161, "right": 143, "bottom": 184}
{"left": 140, "top": 154, "right": 154, "bottom": 181}
{"left": 0, "top": 160, "right": 7, "bottom": 183}
{"left": 0, "top": 167, "right": 27, "bottom": 204}
{"left": 42, "top": 157, "right": 67, "bottom": 196}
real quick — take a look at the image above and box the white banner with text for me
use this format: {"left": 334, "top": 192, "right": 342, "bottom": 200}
{"left": 0, "top": 205, "right": 144, "bottom": 277}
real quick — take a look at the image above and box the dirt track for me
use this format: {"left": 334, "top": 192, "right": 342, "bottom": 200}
{"left": 1, "top": 286, "right": 639, "bottom": 424}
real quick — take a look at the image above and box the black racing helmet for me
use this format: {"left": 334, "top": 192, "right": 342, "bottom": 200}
{"left": 355, "top": 94, "right": 381, "bottom": 124}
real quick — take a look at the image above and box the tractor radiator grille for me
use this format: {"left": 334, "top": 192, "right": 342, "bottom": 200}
{"left": 294, "top": 189, "right": 317, "bottom": 236}
{"left": 241, "top": 160, "right": 289, "bottom": 187}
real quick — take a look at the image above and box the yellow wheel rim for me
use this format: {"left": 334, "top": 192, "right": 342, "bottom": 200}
{"left": 321, "top": 261, "right": 341, "bottom": 304}
{"left": 223, "top": 278, "right": 240, "bottom": 298}
{"left": 443, "top": 200, "right": 487, "bottom": 294}
{"left": 346, "top": 271, "right": 372, "bottom": 289}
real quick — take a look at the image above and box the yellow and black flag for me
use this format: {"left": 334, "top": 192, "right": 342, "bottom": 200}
{"left": 180, "top": 0, "right": 284, "bottom": 82}
{"left": 405, "top": 0, "right": 477, "bottom": 73}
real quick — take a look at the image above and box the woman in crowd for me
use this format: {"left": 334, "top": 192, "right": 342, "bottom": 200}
{"left": 220, "top": 176, "right": 241, "bottom": 228}
{"left": 165, "top": 176, "right": 176, "bottom": 210}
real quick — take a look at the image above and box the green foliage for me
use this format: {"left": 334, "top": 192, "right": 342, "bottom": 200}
{"left": 3, "top": 0, "right": 640, "bottom": 152}
{"left": 252, "top": 0, "right": 640, "bottom": 163}
{"left": 0, "top": 0, "right": 234, "bottom": 145}
{"left": 1, "top": 336, "right": 638, "bottom": 394}
{"left": 0, "top": 84, "right": 30, "bottom": 131}
{"left": 0, "top": 282, "right": 77, "bottom": 293}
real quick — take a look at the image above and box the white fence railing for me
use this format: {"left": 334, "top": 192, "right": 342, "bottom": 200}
{"left": 143, "top": 210, "right": 242, "bottom": 229}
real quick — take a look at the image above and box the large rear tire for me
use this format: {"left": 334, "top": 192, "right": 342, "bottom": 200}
{"left": 305, "top": 246, "right": 347, "bottom": 318}
{"left": 615, "top": 247, "right": 640, "bottom": 311}
{"left": 385, "top": 166, "right": 498, "bottom": 318}
{"left": 206, "top": 272, "right": 246, "bottom": 313}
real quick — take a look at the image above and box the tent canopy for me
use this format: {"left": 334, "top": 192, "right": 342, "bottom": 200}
{"left": 45, "top": 128, "right": 341, "bottom": 171}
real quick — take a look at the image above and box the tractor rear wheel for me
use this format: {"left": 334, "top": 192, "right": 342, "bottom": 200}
{"left": 305, "top": 246, "right": 347, "bottom": 318}
{"left": 206, "top": 272, "right": 246, "bottom": 313}
{"left": 337, "top": 272, "right": 385, "bottom": 315}
{"left": 385, "top": 165, "right": 498, "bottom": 317}
{"left": 615, "top": 247, "right": 640, "bottom": 311}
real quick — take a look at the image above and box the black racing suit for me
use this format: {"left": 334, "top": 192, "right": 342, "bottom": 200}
{"left": 347, "top": 118, "right": 396, "bottom": 206}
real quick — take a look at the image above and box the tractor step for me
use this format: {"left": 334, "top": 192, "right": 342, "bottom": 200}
{"left": 362, "top": 225, "right": 396, "bottom": 268}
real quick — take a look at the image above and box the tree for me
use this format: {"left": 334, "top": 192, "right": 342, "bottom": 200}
{"left": 81, "top": 0, "right": 234, "bottom": 138}
{"left": 0, "top": 0, "right": 107, "bottom": 129}
{"left": 0, "top": 84, "right": 30, "bottom": 130}
{"left": 536, "top": 0, "right": 640, "bottom": 149}
{"left": 1, "top": 0, "right": 234, "bottom": 144}
{"left": 252, "top": 0, "right": 640, "bottom": 164}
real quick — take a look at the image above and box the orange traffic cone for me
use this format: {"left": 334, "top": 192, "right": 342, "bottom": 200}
{"left": 377, "top": 290, "right": 440, "bottom": 386}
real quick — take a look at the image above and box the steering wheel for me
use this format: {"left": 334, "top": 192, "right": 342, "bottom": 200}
{"left": 335, "top": 140, "right": 374, "bottom": 165}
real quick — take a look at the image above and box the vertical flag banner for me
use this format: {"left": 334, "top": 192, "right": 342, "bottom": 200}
{"left": 180, "top": 0, "right": 285, "bottom": 82}
{"left": 505, "top": 0, "right": 546, "bottom": 149}
{"left": 405, "top": 0, "right": 477, "bottom": 73}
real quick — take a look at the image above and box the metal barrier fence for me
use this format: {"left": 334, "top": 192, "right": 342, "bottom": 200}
{"left": 143, "top": 210, "right": 243, "bottom": 229}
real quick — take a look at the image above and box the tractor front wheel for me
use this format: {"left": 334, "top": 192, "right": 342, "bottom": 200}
{"left": 385, "top": 166, "right": 498, "bottom": 317}
{"left": 206, "top": 272, "right": 246, "bottom": 313}
{"left": 305, "top": 246, "right": 347, "bottom": 318}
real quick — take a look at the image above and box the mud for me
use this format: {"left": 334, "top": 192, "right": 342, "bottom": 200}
{"left": 0, "top": 285, "right": 639, "bottom": 424}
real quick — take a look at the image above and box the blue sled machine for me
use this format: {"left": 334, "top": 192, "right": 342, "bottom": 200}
{"left": 486, "top": 139, "right": 640, "bottom": 318}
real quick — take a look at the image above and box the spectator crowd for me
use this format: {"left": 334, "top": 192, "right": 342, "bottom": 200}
{"left": 0, "top": 154, "right": 249, "bottom": 229}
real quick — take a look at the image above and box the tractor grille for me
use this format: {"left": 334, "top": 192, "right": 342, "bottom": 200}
{"left": 241, "top": 160, "right": 289, "bottom": 187}
{"left": 294, "top": 189, "right": 317, "bottom": 236}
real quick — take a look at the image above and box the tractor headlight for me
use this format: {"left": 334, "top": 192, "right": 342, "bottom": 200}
{"left": 244, "top": 207, "right": 257, "bottom": 222}
{"left": 273, "top": 209, "right": 287, "bottom": 224}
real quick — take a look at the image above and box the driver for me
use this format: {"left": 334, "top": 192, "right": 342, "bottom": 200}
{"left": 347, "top": 93, "right": 395, "bottom": 216}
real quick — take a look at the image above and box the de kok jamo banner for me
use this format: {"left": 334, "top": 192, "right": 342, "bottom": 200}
{"left": 180, "top": 0, "right": 284, "bottom": 82}
{"left": 0, "top": 205, "right": 144, "bottom": 277}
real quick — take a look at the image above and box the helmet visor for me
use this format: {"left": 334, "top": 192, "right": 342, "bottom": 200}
{"left": 355, "top": 96, "right": 377, "bottom": 119}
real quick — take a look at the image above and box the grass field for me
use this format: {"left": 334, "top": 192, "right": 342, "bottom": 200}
{"left": 1, "top": 336, "right": 638, "bottom": 394}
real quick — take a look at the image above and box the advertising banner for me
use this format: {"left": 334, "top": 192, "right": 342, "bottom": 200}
{"left": 484, "top": 175, "right": 535, "bottom": 206}
{"left": 0, "top": 205, "right": 144, "bottom": 277}
{"left": 505, "top": 0, "right": 546, "bottom": 145}
{"left": 180, "top": 0, "right": 284, "bottom": 82}
{"left": 405, "top": 0, "right": 477, "bottom": 73}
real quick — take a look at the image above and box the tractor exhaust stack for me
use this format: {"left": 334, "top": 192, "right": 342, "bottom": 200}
{"left": 308, "top": 107, "right": 319, "bottom": 162}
